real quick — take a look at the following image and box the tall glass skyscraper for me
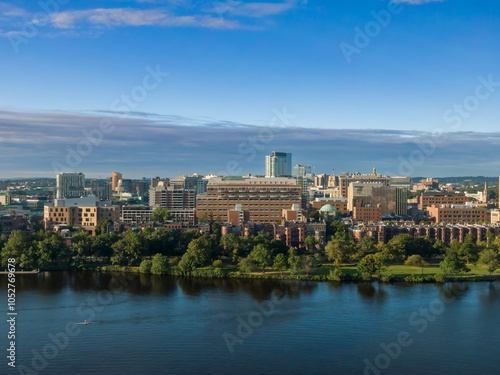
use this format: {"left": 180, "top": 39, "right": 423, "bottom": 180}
{"left": 265, "top": 152, "right": 292, "bottom": 177}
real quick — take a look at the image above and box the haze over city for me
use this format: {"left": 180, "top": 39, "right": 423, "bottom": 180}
{"left": 1, "top": 0, "right": 499, "bottom": 178}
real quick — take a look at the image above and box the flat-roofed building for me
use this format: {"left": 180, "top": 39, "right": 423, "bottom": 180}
{"left": 418, "top": 192, "right": 467, "bottom": 210}
{"left": 44, "top": 204, "right": 118, "bottom": 231}
{"left": 56, "top": 172, "right": 85, "bottom": 199}
{"left": 426, "top": 204, "right": 488, "bottom": 224}
{"left": 337, "top": 169, "right": 390, "bottom": 197}
{"left": 490, "top": 209, "right": 500, "bottom": 224}
{"left": 196, "top": 176, "right": 302, "bottom": 224}
{"left": 353, "top": 205, "right": 382, "bottom": 222}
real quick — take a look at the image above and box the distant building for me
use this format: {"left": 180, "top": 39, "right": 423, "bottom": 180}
{"left": 149, "top": 182, "right": 196, "bottom": 225}
{"left": 294, "top": 164, "right": 312, "bottom": 179}
{"left": 44, "top": 197, "right": 119, "bottom": 231}
{"left": 121, "top": 205, "right": 153, "bottom": 225}
{"left": 56, "top": 173, "right": 85, "bottom": 199}
{"left": 491, "top": 209, "right": 500, "bottom": 224}
{"left": 196, "top": 176, "right": 302, "bottom": 224}
{"left": 348, "top": 182, "right": 407, "bottom": 215}
{"left": 418, "top": 192, "right": 467, "bottom": 210}
{"left": 314, "top": 173, "right": 329, "bottom": 187}
{"left": 0, "top": 194, "right": 11, "bottom": 206}
{"left": 426, "top": 204, "right": 488, "bottom": 224}
{"left": 265, "top": 152, "right": 292, "bottom": 178}
{"left": 390, "top": 176, "right": 412, "bottom": 190}
{"left": 353, "top": 205, "right": 382, "bottom": 222}
{"left": 111, "top": 172, "right": 122, "bottom": 191}
{"left": 334, "top": 169, "right": 391, "bottom": 198}
{"left": 311, "top": 198, "right": 348, "bottom": 215}
{"left": 91, "top": 180, "right": 112, "bottom": 201}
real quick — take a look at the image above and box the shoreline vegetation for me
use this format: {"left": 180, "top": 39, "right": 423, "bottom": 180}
{"left": 34, "top": 263, "right": 500, "bottom": 284}
{"left": 2, "top": 218, "right": 500, "bottom": 284}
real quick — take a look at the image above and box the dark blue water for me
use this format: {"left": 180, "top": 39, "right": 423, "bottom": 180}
{"left": 1, "top": 272, "right": 499, "bottom": 375}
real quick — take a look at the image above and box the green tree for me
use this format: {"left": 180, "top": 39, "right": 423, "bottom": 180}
{"left": 356, "top": 235, "right": 377, "bottom": 259}
{"left": 91, "top": 232, "right": 117, "bottom": 261}
{"left": 304, "top": 235, "right": 318, "bottom": 252}
{"left": 111, "top": 230, "right": 142, "bottom": 265}
{"left": 357, "top": 253, "right": 387, "bottom": 279}
{"left": 238, "top": 257, "right": 258, "bottom": 273}
{"left": 179, "top": 229, "right": 200, "bottom": 253}
{"left": 327, "top": 220, "right": 348, "bottom": 239}
{"left": 248, "top": 244, "right": 272, "bottom": 273}
{"left": 273, "top": 253, "right": 288, "bottom": 275}
{"left": 72, "top": 231, "right": 93, "bottom": 259}
{"left": 439, "top": 250, "right": 470, "bottom": 276}
{"left": 95, "top": 219, "right": 113, "bottom": 235}
{"left": 268, "top": 239, "right": 288, "bottom": 257}
{"left": 386, "top": 234, "right": 413, "bottom": 262}
{"left": 178, "top": 251, "right": 197, "bottom": 274}
{"left": 458, "top": 234, "right": 479, "bottom": 265}
{"left": 302, "top": 254, "right": 318, "bottom": 275}
{"left": 288, "top": 248, "right": 302, "bottom": 274}
{"left": 308, "top": 210, "right": 320, "bottom": 222}
{"left": 151, "top": 207, "right": 172, "bottom": 223}
{"left": 150, "top": 253, "right": 170, "bottom": 275}
{"left": 478, "top": 249, "right": 500, "bottom": 274}
{"left": 36, "top": 231, "right": 70, "bottom": 267}
{"left": 325, "top": 235, "right": 356, "bottom": 265}
{"left": 185, "top": 236, "right": 215, "bottom": 266}
{"left": 1, "top": 231, "right": 36, "bottom": 268}
{"left": 145, "top": 228, "right": 179, "bottom": 256}
{"left": 221, "top": 233, "right": 242, "bottom": 254}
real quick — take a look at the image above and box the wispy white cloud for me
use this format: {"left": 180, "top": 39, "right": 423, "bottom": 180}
{"left": 0, "top": 1, "right": 300, "bottom": 36}
{"left": 49, "top": 8, "right": 242, "bottom": 29}
{"left": 0, "top": 2, "right": 29, "bottom": 18}
{"left": 209, "top": 0, "right": 299, "bottom": 18}
{"left": 390, "top": 0, "right": 445, "bottom": 5}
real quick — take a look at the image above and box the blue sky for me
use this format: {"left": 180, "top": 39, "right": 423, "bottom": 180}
{"left": 0, "top": 0, "right": 499, "bottom": 178}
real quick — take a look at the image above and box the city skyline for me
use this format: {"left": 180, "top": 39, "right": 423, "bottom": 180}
{"left": 1, "top": 0, "right": 499, "bottom": 178}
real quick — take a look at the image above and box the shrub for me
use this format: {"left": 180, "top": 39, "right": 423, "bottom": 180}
{"left": 139, "top": 259, "right": 152, "bottom": 274}
{"left": 404, "top": 255, "right": 428, "bottom": 267}
{"left": 212, "top": 259, "right": 223, "bottom": 268}
{"left": 327, "top": 267, "right": 344, "bottom": 281}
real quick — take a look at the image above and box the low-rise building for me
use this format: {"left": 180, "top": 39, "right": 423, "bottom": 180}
{"left": 426, "top": 204, "right": 488, "bottom": 224}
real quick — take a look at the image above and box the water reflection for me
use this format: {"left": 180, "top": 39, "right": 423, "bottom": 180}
{"left": 436, "top": 282, "right": 470, "bottom": 301}
{"left": 478, "top": 281, "right": 500, "bottom": 306}
{"left": 357, "top": 282, "right": 387, "bottom": 301}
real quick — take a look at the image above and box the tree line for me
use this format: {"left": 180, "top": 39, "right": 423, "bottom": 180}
{"left": 1, "top": 219, "right": 500, "bottom": 280}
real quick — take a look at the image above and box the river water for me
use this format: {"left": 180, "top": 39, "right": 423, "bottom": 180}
{"left": 1, "top": 272, "right": 499, "bottom": 375}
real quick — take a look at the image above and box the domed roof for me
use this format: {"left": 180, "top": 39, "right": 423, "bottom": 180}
{"left": 319, "top": 204, "right": 337, "bottom": 212}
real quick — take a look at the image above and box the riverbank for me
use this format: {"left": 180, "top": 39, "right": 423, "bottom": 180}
{"left": 31, "top": 263, "right": 500, "bottom": 283}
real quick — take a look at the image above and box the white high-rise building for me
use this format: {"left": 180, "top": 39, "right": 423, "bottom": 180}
{"left": 265, "top": 152, "right": 292, "bottom": 178}
{"left": 56, "top": 173, "right": 85, "bottom": 199}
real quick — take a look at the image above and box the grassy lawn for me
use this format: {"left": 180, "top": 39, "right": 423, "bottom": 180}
{"left": 314, "top": 263, "right": 500, "bottom": 278}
